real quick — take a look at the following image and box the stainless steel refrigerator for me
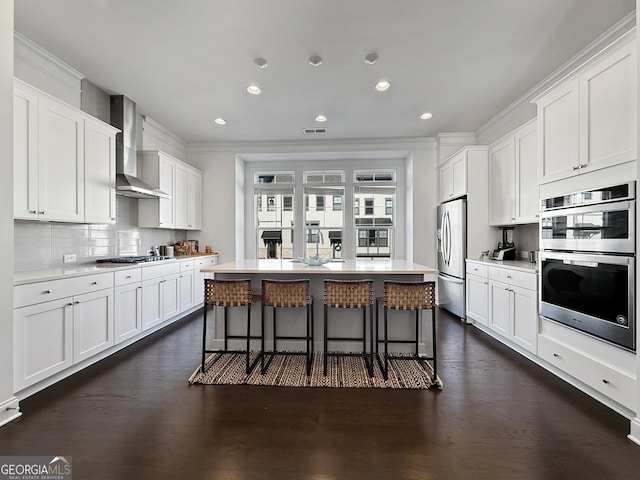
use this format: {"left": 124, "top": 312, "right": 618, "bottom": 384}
{"left": 437, "top": 198, "right": 466, "bottom": 318}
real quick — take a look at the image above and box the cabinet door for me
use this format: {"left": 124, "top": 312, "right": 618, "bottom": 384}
{"left": 14, "top": 298, "right": 74, "bottom": 391}
{"left": 114, "top": 283, "right": 142, "bottom": 343}
{"left": 38, "top": 97, "right": 85, "bottom": 222}
{"left": 438, "top": 164, "right": 453, "bottom": 203}
{"left": 174, "top": 162, "right": 189, "bottom": 229}
{"left": 488, "top": 280, "right": 510, "bottom": 337}
{"left": 488, "top": 138, "right": 515, "bottom": 225}
{"left": 141, "top": 278, "right": 163, "bottom": 330}
{"left": 13, "top": 86, "right": 39, "bottom": 220}
{"left": 84, "top": 119, "right": 116, "bottom": 224}
{"left": 466, "top": 274, "right": 488, "bottom": 326}
{"left": 515, "top": 122, "right": 539, "bottom": 223}
{"left": 73, "top": 289, "right": 114, "bottom": 363}
{"left": 162, "top": 273, "right": 181, "bottom": 321}
{"left": 451, "top": 154, "right": 467, "bottom": 198}
{"left": 537, "top": 80, "right": 579, "bottom": 184}
{"left": 187, "top": 169, "right": 202, "bottom": 229}
{"left": 179, "top": 269, "right": 195, "bottom": 312}
{"left": 511, "top": 285, "right": 537, "bottom": 354}
{"left": 579, "top": 42, "right": 636, "bottom": 174}
{"left": 158, "top": 155, "right": 175, "bottom": 228}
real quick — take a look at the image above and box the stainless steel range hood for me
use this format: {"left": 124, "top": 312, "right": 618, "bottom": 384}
{"left": 110, "top": 96, "right": 170, "bottom": 199}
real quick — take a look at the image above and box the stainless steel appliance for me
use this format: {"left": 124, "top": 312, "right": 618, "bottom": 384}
{"left": 539, "top": 182, "right": 635, "bottom": 351}
{"left": 437, "top": 198, "right": 466, "bottom": 318}
{"left": 491, "top": 227, "right": 516, "bottom": 260}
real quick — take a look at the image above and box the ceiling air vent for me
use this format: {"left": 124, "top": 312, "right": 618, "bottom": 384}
{"left": 303, "top": 127, "right": 327, "bottom": 134}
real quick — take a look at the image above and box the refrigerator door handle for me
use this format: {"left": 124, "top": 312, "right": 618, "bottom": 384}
{"left": 443, "top": 210, "right": 451, "bottom": 266}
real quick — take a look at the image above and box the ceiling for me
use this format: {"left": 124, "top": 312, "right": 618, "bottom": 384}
{"left": 14, "top": 0, "right": 636, "bottom": 144}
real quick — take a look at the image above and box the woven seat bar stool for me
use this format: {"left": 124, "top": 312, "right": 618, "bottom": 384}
{"left": 376, "top": 280, "right": 437, "bottom": 383}
{"left": 202, "top": 278, "right": 262, "bottom": 375}
{"left": 323, "top": 279, "right": 374, "bottom": 377}
{"left": 261, "top": 279, "right": 314, "bottom": 375}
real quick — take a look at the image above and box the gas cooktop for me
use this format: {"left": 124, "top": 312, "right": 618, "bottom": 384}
{"left": 96, "top": 255, "right": 174, "bottom": 264}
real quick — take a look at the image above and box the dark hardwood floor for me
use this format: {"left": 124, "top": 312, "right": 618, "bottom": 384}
{"left": 1, "top": 307, "right": 639, "bottom": 479}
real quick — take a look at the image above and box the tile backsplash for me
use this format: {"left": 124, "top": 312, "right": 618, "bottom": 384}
{"left": 14, "top": 197, "right": 186, "bottom": 272}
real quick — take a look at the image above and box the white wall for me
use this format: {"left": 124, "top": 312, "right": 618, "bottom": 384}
{"left": 0, "top": 0, "right": 20, "bottom": 427}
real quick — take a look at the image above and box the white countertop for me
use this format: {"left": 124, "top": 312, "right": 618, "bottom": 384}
{"left": 201, "top": 259, "right": 438, "bottom": 275}
{"left": 466, "top": 257, "right": 538, "bottom": 273}
{"left": 14, "top": 254, "right": 218, "bottom": 285}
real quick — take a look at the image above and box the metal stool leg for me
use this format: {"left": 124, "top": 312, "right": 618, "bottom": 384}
{"left": 323, "top": 304, "right": 328, "bottom": 376}
{"left": 202, "top": 304, "right": 208, "bottom": 372}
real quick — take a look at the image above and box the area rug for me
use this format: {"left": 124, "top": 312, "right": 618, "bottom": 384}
{"left": 188, "top": 352, "right": 442, "bottom": 389}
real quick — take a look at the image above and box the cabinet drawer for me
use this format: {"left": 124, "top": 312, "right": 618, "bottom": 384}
{"left": 114, "top": 267, "right": 142, "bottom": 286}
{"left": 538, "top": 335, "right": 635, "bottom": 410}
{"left": 466, "top": 262, "right": 488, "bottom": 277}
{"left": 141, "top": 261, "right": 180, "bottom": 280}
{"left": 180, "top": 260, "right": 194, "bottom": 272}
{"left": 488, "top": 267, "right": 536, "bottom": 290}
{"left": 15, "top": 272, "right": 114, "bottom": 308}
{"left": 195, "top": 256, "right": 216, "bottom": 269}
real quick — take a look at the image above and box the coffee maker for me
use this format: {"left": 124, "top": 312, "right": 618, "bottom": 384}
{"left": 491, "top": 227, "right": 516, "bottom": 260}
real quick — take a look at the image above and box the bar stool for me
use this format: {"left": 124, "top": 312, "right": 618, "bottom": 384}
{"left": 261, "top": 279, "right": 314, "bottom": 375}
{"left": 376, "top": 281, "right": 437, "bottom": 383}
{"left": 202, "top": 278, "right": 262, "bottom": 374}
{"left": 323, "top": 279, "right": 374, "bottom": 377}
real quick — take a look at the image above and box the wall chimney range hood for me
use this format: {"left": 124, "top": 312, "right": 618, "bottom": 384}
{"left": 110, "top": 95, "right": 170, "bottom": 199}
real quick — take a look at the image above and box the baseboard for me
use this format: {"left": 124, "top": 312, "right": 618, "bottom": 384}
{"left": 628, "top": 418, "right": 640, "bottom": 446}
{"left": 0, "top": 396, "right": 21, "bottom": 428}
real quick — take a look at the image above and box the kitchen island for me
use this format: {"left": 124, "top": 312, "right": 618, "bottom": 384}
{"left": 200, "top": 259, "right": 438, "bottom": 354}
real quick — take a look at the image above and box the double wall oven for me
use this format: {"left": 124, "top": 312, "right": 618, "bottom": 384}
{"left": 540, "top": 182, "right": 635, "bottom": 351}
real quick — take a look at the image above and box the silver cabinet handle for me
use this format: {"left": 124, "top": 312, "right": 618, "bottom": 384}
{"left": 553, "top": 353, "right": 559, "bottom": 358}
{"left": 136, "top": 286, "right": 142, "bottom": 290}
{"left": 29, "top": 210, "right": 37, "bottom": 214}
{"left": 91, "top": 281, "right": 98, "bottom": 285}
{"left": 126, "top": 275, "right": 132, "bottom": 279}
{"left": 74, "top": 300, "right": 81, "bottom": 304}
{"left": 571, "top": 165, "right": 580, "bottom": 171}
{"left": 44, "top": 289, "right": 52, "bottom": 294}
{"left": 602, "top": 379, "right": 610, "bottom": 384}
{"left": 38, "top": 210, "right": 46, "bottom": 215}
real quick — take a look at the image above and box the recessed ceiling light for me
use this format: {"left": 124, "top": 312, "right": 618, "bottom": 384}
{"left": 214, "top": 117, "right": 227, "bottom": 125}
{"left": 254, "top": 57, "right": 268, "bottom": 68}
{"left": 364, "top": 53, "right": 378, "bottom": 64}
{"left": 309, "top": 55, "right": 323, "bottom": 67}
{"left": 375, "top": 81, "right": 390, "bottom": 92}
{"left": 315, "top": 115, "right": 327, "bottom": 122}
{"left": 420, "top": 112, "right": 433, "bottom": 120}
{"left": 247, "top": 85, "right": 262, "bottom": 95}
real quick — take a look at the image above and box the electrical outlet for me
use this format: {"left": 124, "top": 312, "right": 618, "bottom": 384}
{"left": 63, "top": 254, "right": 77, "bottom": 263}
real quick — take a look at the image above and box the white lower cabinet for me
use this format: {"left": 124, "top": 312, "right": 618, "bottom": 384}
{"left": 141, "top": 262, "right": 181, "bottom": 330}
{"left": 179, "top": 260, "right": 195, "bottom": 313}
{"left": 488, "top": 266, "right": 537, "bottom": 354}
{"left": 72, "top": 288, "right": 114, "bottom": 363}
{"left": 14, "top": 298, "right": 74, "bottom": 392}
{"left": 114, "top": 268, "right": 143, "bottom": 344}
{"left": 13, "top": 271, "right": 115, "bottom": 391}
{"left": 194, "top": 256, "right": 218, "bottom": 305}
{"left": 465, "top": 262, "right": 489, "bottom": 326}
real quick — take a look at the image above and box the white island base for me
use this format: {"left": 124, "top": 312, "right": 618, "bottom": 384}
{"left": 200, "top": 259, "right": 439, "bottom": 355}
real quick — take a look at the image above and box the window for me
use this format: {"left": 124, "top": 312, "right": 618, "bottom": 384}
{"left": 267, "top": 196, "right": 276, "bottom": 211}
{"left": 385, "top": 198, "right": 393, "bottom": 215}
{"left": 250, "top": 166, "right": 400, "bottom": 260}
{"left": 364, "top": 198, "right": 374, "bottom": 215}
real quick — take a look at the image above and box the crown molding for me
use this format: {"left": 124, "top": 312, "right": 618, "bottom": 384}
{"left": 14, "top": 31, "right": 84, "bottom": 81}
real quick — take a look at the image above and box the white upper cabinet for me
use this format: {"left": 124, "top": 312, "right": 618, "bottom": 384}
{"left": 489, "top": 120, "right": 538, "bottom": 225}
{"left": 138, "top": 150, "right": 202, "bottom": 230}
{"left": 84, "top": 118, "right": 118, "bottom": 224}
{"left": 438, "top": 149, "right": 467, "bottom": 203}
{"left": 536, "top": 37, "right": 636, "bottom": 184}
{"left": 14, "top": 79, "right": 117, "bottom": 224}
{"left": 138, "top": 150, "right": 177, "bottom": 229}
